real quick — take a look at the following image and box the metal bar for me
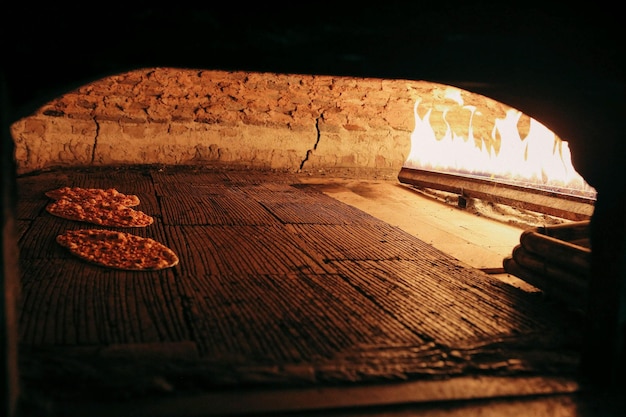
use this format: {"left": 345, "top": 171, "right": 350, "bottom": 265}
{"left": 398, "top": 167, "right": 595, "bottom": 221}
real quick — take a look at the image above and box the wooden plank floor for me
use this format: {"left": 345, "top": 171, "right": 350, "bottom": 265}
{"left": 15, "top": 166, "right": 586, "bottom": 415}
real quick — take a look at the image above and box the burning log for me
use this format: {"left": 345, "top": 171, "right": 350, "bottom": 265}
{"left": 503, "top": 221, "right": 591, "bottom": 309}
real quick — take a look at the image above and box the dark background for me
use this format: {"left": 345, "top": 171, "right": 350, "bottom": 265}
{"left": 3, "top": 2, "right": 622, "bottom": 119}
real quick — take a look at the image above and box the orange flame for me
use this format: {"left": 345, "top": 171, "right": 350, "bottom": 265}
{"left": 405, "top": 87, "right": 596, "bottom": 198}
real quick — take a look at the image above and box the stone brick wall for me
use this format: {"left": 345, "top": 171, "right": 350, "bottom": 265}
{"left": 10, "top": 68, "right": 516, "bottom": 178}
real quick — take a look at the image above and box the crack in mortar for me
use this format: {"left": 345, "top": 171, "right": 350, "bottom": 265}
{"left": 299, "top": 116, "right": 321, "bottom": 170}
{"left": 91, "top": 118, "right": 100, "bottom": 164}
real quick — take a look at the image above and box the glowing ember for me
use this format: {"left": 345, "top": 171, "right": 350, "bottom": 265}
{"left": 404, "top": 87, "right": 596, "bottom": 198}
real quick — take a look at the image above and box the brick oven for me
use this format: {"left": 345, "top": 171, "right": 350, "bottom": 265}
{"left": 2, "top": 3, "right": 624, "bottom": 416}
{"left": 8, "top": 68, "right": 415, "bottom": 176}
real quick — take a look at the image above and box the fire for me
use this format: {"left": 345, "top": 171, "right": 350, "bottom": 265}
{"left": 404, "top": 86, "right": 596, "bottom": 198}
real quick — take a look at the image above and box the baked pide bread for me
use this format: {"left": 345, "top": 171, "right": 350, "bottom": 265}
{"left": 56, "top": 229, "right": 179, "bottom": 270}
{"left": 45, "top": 186, "right": 141, "bottom": 207}
{"left": 46, "top": 198, "right": 154, "bottom": 227}
{"left": 45, "top": 186, "right": 153, "bottom": 227}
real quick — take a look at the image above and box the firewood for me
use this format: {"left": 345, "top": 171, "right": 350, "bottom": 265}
{"left": 512, "top": 245, "right": 588, "bottom": 294}
{"left": 569, "top": 238, "right": 591, "bottom": 249}
{"left": 537, "top": 220, "right": 590, "bottom": 242}
{"left": 503, "top": 257, "right": 587, "bottom": 309}
{"left": 520, "top": 230, "right": 590, "bottom": 273}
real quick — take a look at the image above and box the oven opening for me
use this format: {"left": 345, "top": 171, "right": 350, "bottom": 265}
{"left": 4, "top": 67, "right": 617, "bottom": 416}
{"left": 9, "top": 68, "right": 595, "bottom": 305}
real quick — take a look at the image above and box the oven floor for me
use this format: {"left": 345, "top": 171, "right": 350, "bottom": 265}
{"left": 14, "top": 167, "right": 620, "bottom": 416}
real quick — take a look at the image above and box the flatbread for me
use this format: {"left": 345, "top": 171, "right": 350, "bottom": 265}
{"left": 45, "top": 186, "right": 140, "bottom": 207}
{"left": 46, "top": 198, "right": 154, "bottom": 227}
{"left": 56, "top": 229, "right": 179, "bottom": 270}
